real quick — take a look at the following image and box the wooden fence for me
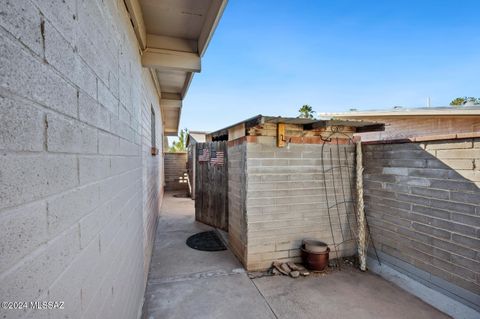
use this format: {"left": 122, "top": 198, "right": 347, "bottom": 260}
{"left": 195, "top": 141, "right": 229, "bottom": 230}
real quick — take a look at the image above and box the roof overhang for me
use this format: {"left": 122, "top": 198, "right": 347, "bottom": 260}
{"left": 186, "top": 131, "right": 208, "bottom": 145}
{"left": 322, "top": 106, "right": 480, "bottom": 118}
{"left": 124, "top": 0, "right": 227, "bottom": 136}
{"left": 207, "top": 115, "right": 385, "bottom": 141}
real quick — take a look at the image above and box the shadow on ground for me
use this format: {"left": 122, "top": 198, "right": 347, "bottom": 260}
{"left": 141, "top": 192, "right": 449, "bottom": 319}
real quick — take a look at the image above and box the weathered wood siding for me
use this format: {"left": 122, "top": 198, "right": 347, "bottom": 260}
{"left": 195, "top": 142, "right": 229, "bottom": 230}
{"left": 228, "top": 139, "right": 248, "bottom": 261}
{"left": 164, "top": 152, "right": 188, "bottom": 191}
{"left": 187, "top": 145, "right": 195, "bottom": 198}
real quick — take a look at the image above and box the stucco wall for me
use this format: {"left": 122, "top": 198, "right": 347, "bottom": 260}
{"left": 364, "top": 139, "right": 480, "bottom": 311}
{"left": 0, "top": 1, "right": 163, "bottom": 318}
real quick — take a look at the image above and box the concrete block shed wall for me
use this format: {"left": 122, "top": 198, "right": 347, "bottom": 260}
{"left": 228, "top": 136, "right": 357, "bottom": 271}
{"left": 228, "top": 140, "right": 248, "bottom": 262}
{"left": 0, "top": 1, "right": 163, "bottom": 318}
{"left": 363, "top": 138, "right": 480, "bottom": 311}
{"left": 164, "top": 152, "right": 188, "bottom": 191}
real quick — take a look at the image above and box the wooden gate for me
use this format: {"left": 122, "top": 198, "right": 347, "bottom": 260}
{"left": 195, "top": 141, "right": 228, "bottom": 231}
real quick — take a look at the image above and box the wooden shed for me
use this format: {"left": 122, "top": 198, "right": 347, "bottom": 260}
{"left": 195, "top": 115, "right": 384, "bottom": 270}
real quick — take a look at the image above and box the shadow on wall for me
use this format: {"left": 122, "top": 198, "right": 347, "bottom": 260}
{"left": 363, "top": 139, "right": 480, "bottom": 311}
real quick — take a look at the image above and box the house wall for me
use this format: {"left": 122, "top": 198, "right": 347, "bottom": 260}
{"left": 363, "top": 138, "right": 480, "bottom": 311}
{"left": 238, "top": 136, "right": 357, "bottom": 270}
{"left": 0, "top": 1, "right": 163, "bottom": 318}
{"left": 164, "top": 152, "right": 188, "bottom": 191}
{"left": 349, "top": 116, "right": 480, "bottom": 142}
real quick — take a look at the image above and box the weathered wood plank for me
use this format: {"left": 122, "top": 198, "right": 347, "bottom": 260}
{"left": 194, "top": 141, "right": 229, "bottom": 230}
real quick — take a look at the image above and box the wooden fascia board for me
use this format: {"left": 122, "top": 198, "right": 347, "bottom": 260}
{"left": 198, "top": 0, "right": 228, "bottom": 57}
{"left": 146, "top": 34, "right": 197, "bottom": 53}
{"left": 123, "top": 0, "right": 147, "bottom": 50}
{"left": 181, "top": 72, "right": 194, "bottom": 99}
{"left": 142, "top": 48, "right": 201, "bottom": 72}
{"left": 161, "top": 98, "right": 182, "bottom": 136}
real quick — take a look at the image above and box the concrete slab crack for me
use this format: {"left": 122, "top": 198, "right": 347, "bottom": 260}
{"left": 147, "top": 268, "right": 245, "bottom": 285}
{"left": 250, "top": 278, "right": 279, "bottom": 319}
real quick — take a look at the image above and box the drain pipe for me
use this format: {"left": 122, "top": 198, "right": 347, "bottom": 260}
{"left": 356, "top": 140, "right": 367, "bottom": 271}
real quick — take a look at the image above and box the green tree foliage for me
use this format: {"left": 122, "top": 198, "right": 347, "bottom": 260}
{"left": 450, "top": 97, "right": 480, "bottom": 106}
{"left": 298, "top": 104, "right": 316, "bottom": 119}
{"left": 169, "top": 128, "right": 188, "bottom": 152}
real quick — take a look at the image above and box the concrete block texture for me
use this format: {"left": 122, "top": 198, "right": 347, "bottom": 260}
{"left": 31, "top": 0, "right": 77, "bottom": 45}
{"left": 242, "top": 137, "right": 358, "bottom": 270}
{"left": 0, "top": 0, "right": 43, "bottom": 56}
{"left": 78, "top": 155, "right": 111, "bottom": 184}
{"left": 364, "top": 139, "right": 480, "bottom": 309}
{"left": 47, "top": 183, "right": 101, "bottom": 237}
{"left": 0, "top": 31, "right": 78, "bottom": 118}
{"left": 46, "top": 113, "right": 98, "bottom": 154}
{"left": 43, "top": 19, "right": 76, "bottom": 84}
{"left": 0, "top": 226, "right": 80, "bottom": 313}
{"left": 0, "top": 201, "right": 48, "bottom": 274}
{"left": 0, "top": 94, "right": 45, "bottom": 152}
{"left": 164, "top": 152, "right": 188, "bottom": 191}
{"left": 0, "top": 154, "right": 78, "bottom": 209}
{"left": 0, "top": 0, "right": 163, "bottom": 318}
{"left": 78, "top": 92, "right": 111, "bottom": 131}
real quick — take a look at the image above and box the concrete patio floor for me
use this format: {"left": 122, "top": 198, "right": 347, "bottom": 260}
{"left": 141, "top": 192, "right": 450, "bottom": 319}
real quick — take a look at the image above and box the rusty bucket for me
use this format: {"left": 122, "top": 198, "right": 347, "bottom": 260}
{"left": 301, "top": 245, "right": 330, "bottom": 272}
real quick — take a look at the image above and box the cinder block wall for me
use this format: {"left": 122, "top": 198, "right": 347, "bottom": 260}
{"left": 164, "top": 152, "right": 188, "bottom": 191}
{"left": 364, "top": 138, "right": 480, "bottom": 311}
{"left": 0, "top": 1, "right": 163, "bottom": 318}
{"left": 346, "top": 116, "right": 480, "bottom": 142}
{"left": 229, "top": 136, "right": 357, "bottom": 270}
{"left": 228, "top": 140, "right": 248, "bottom": 262}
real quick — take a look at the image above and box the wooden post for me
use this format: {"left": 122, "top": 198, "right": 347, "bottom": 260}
{"left": 356, "top": 140, "right": 367, "bottom": 271}
{"left": 277, "top": 123, "right": 286, "bottom": 147}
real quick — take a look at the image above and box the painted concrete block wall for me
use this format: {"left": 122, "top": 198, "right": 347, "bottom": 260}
{"left": 228, "top": 141, "right": 248, "bottom": 262}
{"left": 363, "top": 139, "right": 480, "bottom": 311}
{"left": 164, "top": 152, "right": 188, "bottom": 191}
{"left": 0, "top": 0, "right": 163, "bottom": 318}
{"left": 243, "top": 136, "right": 357, "bottom": 270}
{"left": 349, "top": 116, "right": 480, "bottom": 142}
{"left": 141, "top": 71, "right": 164, "bottom": 284}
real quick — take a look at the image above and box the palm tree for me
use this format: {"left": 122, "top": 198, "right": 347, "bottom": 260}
{"left": 298, "top": 104, "right": 315, "bottom": 119}
{"left": 169, "top": 128, "right": 188, "bottom": 152}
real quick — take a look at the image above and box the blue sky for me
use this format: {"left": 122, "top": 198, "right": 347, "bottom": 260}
{"left": 180, "top": 0, "right": 480, "bottom": 133}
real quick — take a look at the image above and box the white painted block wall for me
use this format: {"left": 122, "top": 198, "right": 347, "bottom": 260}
{"left": 0, "top": 0, "right": 163, "bottom": 318}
